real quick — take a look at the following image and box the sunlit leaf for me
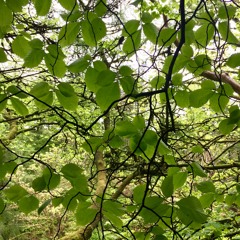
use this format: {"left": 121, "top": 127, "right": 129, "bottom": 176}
{"left": 58, "top": 22, "right": 81, "bottom": 47}
{"left": 161, "top": 175, "right": 174, "bottom": 197}
{"left": 10, "top": 97, "right": 29, "bottom": 116}
{"left": 226, "top": 53, "right": 240, "bottom": 68}
{"left": 81, "top": 17, "right": 106, "bottom": 46}
{"left": 33, "top": 0, "right": 52, "bottom": 16}
{"left": 197, "top": 181, "right": 216, "bottom": 193}
{"left": 0, "top": 2, "right": 13, "bottom": 27}
{"left": 75, "top": 202, "right": 98, "bottom": 225}
{"left": 4, "top": 185, "right": 28, "bottom": 202}
{"left": 0, "top": 48, "right": 7, "bottom": 62}
{"left": 24, "top": 49, "right": 44, "bottom": 68}
{"left": 0, "top": 94, "right": 8, "bottom": 112}
{"left": 18, "top": 195, "right": 39, "bottom": 214}
{"left": 123, "top": 30, "right": 141, "bottom": 54}
{"left": 122, "top": 20, "right": 140, "bottom": 36}
{"left": 12, "top": 36, "right": 31, "bottom": 58}
{"left": 96, "top": 82, "right": 120, "bottom": 111}
{"left": 61, "top": 163, "right": 83, "bottom": 179}
{"left": 177, "top": 196, "right": 208, "bottom": 224}
{"left": 56, "top": 90, "right": 78, "bottom": 111}
{"left": 95, "top": 0, "right": 107, "bottom": 17}
{"left": 58, "top": 0, "right": 77, "bottom": 11}
{"left": 38, "top": 199, "right": 51, "bottom": 215}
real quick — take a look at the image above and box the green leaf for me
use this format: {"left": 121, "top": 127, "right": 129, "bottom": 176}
{"left": 122, "top": 20, "right": 140, "bottom": 36}
{"left": 158, "top": 141, "right": 171, "bottom": 155}
{"left": 56, "top": 90, "right": 78, "bottom": 111}
{"left": 115, "top": 120, "right": 138, "bottom": 137}
{"left": 75, "top": 202, "right": 98, "bottom": 225}
{"left": 96, "top": 83, "right": 120, "bottom": 111}
{"left": 61, "top": 163, "right": 83, "bottom": 179}
{"left": 189, "top": 89, "right": 213, "bottom": 108}
{"left": 119, "top": 65, "right": 133, "bottom": 76}
{"left": 186, "top": 55, "right": 211, "bottom": 75}
{"left": 123, "top": 30, "right": 141, "bottom": 54}
{"left": 199, "top": 193, "right": 215, "bottom": 208}
{"left": 4, "top": 184, "right": 28, "bottom": 202}
{"left": 161, "top": 175, "right": 174, "bottom": 197}
{"left": 209, "top": 94, "right": 229, "bottom": 113}
{"left": 38, "top": 199, "right": 51, "bottom": 215}
{"left": 219, "top": 119, "right": 234, "bottom": 135}
{"left": 120, "top": 76, "right": 137, "bottom": 94}
{"left": 173, "top": 171, "right": 188, "bottom": 190}
{"left": 133, "top": 184, "right": 146, "bottom": 204}
{"left": 58, "top": 82, "right": 76, "bottom": 97}
{"left": 104, "top": 211, "right": 123, "bottom": 228}
{"left": 30, "top": 82, "right": 50, "bottom": 98}
{"left": 6, "top": 0, "right": 28, "bottom": 12}
{"left": 93, "top": 60, "right": 107, "bottom": 71}
{"left": 44, "top": 53, "right": 66, "bottom": 78}
{"left": 158, "top": 28, "right": 176, "bottom": 46}
{"left": 109, "top": 135, "right": 125, "bottom": 148}
{"left": 0, "top": 94, "right": 8, "bottom": 112}
{"left": 219, "top": 21, "right": 239, "bottom": 44}
{"left": 194, "top": 23, "right": 214, "bottom": 47}
{"left": 10, "top": 97, "right": 29, "bottom": 116}
{"left": 129, "top": 134, "right": 147, "bottom": 155}
{"left": 12, "top": 36, "right": 31, "bottom": 58}
{"left": 189, "top": 162, "right": 207, "bottom": 177}
{"left": 191, "top": 145, "right": 204, "bottom": 153}
{"left": 61, "top": 10, "right": 81, "bottom": 22}
{"left": 142, "top": 12, "right": 153, "bottom": 23}
{"left": 103, "top": 200, "right": 124, "bottom": 216}
{"left": 143, "top": 23, "right": 158, "bottom": 44}
{"left": 24, "top": 49, "right": 44, "bottom": 68}
{"left": 31, "top": 39, "right": 43, "bottom": 49}
{"left": 85, "top": 68, "right": 100, "bottom": 92}
{"left": 97, "top": 69, "right": 116, "bottom": 86}
{"left": 95, "top": 0, "right": 107, "bottom": 17}
{"left": 177, "top": 196, "right": 208, "bottom": 224}
{"left": 201, "top": 79, "right": 216, "bottom": 90}
{"left": 18, "top": 195, "right": 39, "bottom": 214}
{"left": 33, "top": 0, "right": 52, "bottom": 16}
{"left": 133, "top": 115, "right": 145, "bottom": 130}
{"left": 62, "top": 189, "right": 78, "bottom": 211}
{"left": 143, "top": 130, "right": 158, "bottom": 147}
{"left": 197, "top": 181, "right": 215, "bottom": 193}
{"left": 0, "top": 198, "right": 5, "bottom": 213}
{"left": 150, "top": 75, "right": 165, "bottom": 89}
{"left": 226, "top": 53, "right": 240, "bottom": 68}
{"left": 46, "top": 44, "right": 65, "bottom": 59}
{"left": 68, "top": 55, "right": 90, "bottom": 73}
{"left": 174, "top": 90, "right": 190, "bottom": 108}
{"left": 58, "top": 0, "right": 77, "bottom": 11}
{"left": 32, "top": 176, "right": 46, "bottom": 192}
{"left": 0, "top": 2, "right": 13, "bottom": 27}
{"left": 181, "top": 44, "right": 193, "bottom": 58}
{"left": 34, "top": 92, "right": 53, "bottom": 110}
{"left": 43, "top": 168, "right": 60, "bottom": 190}
{"left": 0, "top": 47, "right": 7, "bottom": 62}
{"left": 58, "top": 22, "right": 81, "bottom": 47}
{"left": 218, "top": 5, "right": 236, "bottom": 19}
{"left": 82, "top": 137, "right": 103, "bottom": 153}
{"left": 229, "top": 108, "right": 240, "bottom": 124}
{"left": 81, "top": 17, "right": 106, "bottom": 46}
{"left": 7, "top": 86, "right": 28, "bottom": 98}
{"left": 172, "top": 73, "right": 182, "bottom": 86}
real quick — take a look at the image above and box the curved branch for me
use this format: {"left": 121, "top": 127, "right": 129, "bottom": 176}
{"left": 201, "top": 71, "right": 240, "bottom": 95}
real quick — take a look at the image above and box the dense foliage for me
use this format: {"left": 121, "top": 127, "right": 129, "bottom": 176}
{"left": 1, "top": 0, "right": 240, "bottom": 239}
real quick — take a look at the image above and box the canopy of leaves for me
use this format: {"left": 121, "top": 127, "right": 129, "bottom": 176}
{"left": 0, "top": 0, "right": 240, "bottom": 239}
